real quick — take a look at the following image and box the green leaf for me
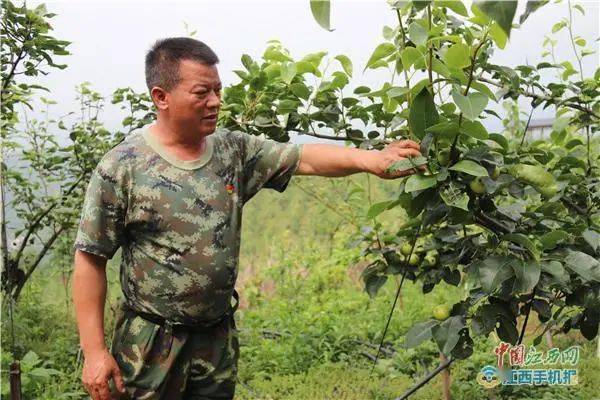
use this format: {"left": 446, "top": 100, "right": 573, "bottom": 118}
{"left": 263, "top": 46, "right": 291, "bottom": 62}
{"left": 365, "top": 43, "right": 396, "bottom": 71}
{"left": 436, "top": 0, "right": 468, "bottom": 16}
{"left": 263, "top": 63, "right": 281, "bottom": 80}
{"left": 564, "top": 250, "right": 600, "bottom": 282}
{"left": 553, "top": 22, "right": 567, "bottom": 35}
{"left": 295, "top": 61, "right": 319, "bottom": 76}
{"left": 360, "top": 82, "right": 392, "bottom": 98}
{"left": 488, "top": 22, "right": 508, "bottom": 49}
{"left": 365, "top": 274, "right": 387, "bottom": 298}
{"left": 582, "top": 229, "right": 600, "bottom": 252}
{"left": 387, "top": 86, "right": 409, "bottom": 97}
{"left": 440, "top": 183, "right": 469, "bottom": 211}
{"left": 496, "top": 315, "right": 518, "bottom": 344}
{"left": 383, "top": 25, "right": 396, "bottom": 40}
{"left": 503, "top": 233, "right": 539, "bottom": 260}
{"left": 29, "top": 367, "right": 61, "bottom": 379}
{"left": 540, "top": 230, "right": 569, "bottom": 250}
{"left": 540, "top": 261, "right": 569, "bottom": 286}
{"left": 301, "top": 51, "right": 328, "bottom": 67}
{"left": 511, "top": 260, "right": 540, "bottom": 293}
{"left": 470, "top": 81, "right": 497, "bottom": 101}
{"left": 367, "top": 201, "right": 393, "bottom": 219}
{"left": 334, "top": 55, "right": 353, "bottom": 77}
{"left": 579, "top": 308, "right": 599, "bottom": 340}
{"left": 290, "top": 83, "right": 311, "bottom": 100}
{"left": 409, "top": 78, "right": 431, "bottom": 99}
{"left": 233, "top": 70, "right": 249, "bottom": 80}
{"left": 472, "top": 256, "right": 513, "bottom": 293}
{"left": 432, "top": 316, "right": 465, "bottom": 355}
{"left": 386, "top": 155, "right": 428, "bottom": 174}
{"left": 241, "top": 54, "right": 254, "bottom": 71}
{"left": 280, "top": 62, "right": 297, "bottom": 84}
{"left": 449, "top": 160, "right": 488, "bottom": 177}
{"left": 404, "top": 320, "right": 439, "bottom": 348}
{"left": 405, "top": 174, "right": 437, "bottom": 192}
{"left": 329, "top": 71, "right": 349, "bottom": 89}
{"left": 413, "top": 0, "right": 432, "bottom": 11}
{"left": 488, "top": 133, "right": 509, "bottom": 152}
{"left": 409, "top": 86, "right": 439, "bottom": 139}
{"left": 519, "top": 0, "right": 549, "bottom": 24}
{"left": 368, "top": 59, "right": 389, "bottom": 70}
{"left": 408, "top": 21, "right": 428, "bottom": 46}
{"left": 21, "top": 351, "right": 41, "bottom": 368}
{"left": 443, "top": 43, "right": 470, "bottom": 69}
{"left": 460, "top": 120, "right": 488, "bottom": 140}
{"left": 354, "top": 86, "right": 371, "bottom": 95}
{"left": 362, "top": 262, "right": 388, "bottom": 298}
{"left": 277, "top": 99, "right": 299, "bottom": 114}
{"left": 431, "top": 57, "right": 451, "bottom": 77}
{"left": 451, "top": 87, "right": 488, "bottom": 121}
{"left": 310, "top": 0, "right": 332, "bottom": 31}
{"left": 401, "top": 47, "right": 426, "bottom": 70}
{"left": 473, "top": 0, "right": 518, "bottom": 38}
{"left": 425, "top": 121, "right": 460, "bottom": 138}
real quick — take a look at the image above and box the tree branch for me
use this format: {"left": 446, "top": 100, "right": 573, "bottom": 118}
{"left": 477, "top": 76, "right": 599, "bottom": 120}
{"left": 473, "top": 212, "right": 511, "bottom": 234}
{"left": 394, "top": 357, "right": 455, "bottom": 400}
{"left": 13, "top": 225, "right": 67, "bottom": 299}
{"left": 291, "top": 129, "right": 354, "bottom": 142}
{"left": 13, "top": 173, "right": 86, "bottom": 265}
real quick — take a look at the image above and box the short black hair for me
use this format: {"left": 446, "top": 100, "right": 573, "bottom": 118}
{"left": 145, "top": 37, "right": 219, "bottom": 92}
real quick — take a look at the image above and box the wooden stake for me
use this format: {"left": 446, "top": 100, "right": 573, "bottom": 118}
{"left": 9, "top": 361, "right": 22, "bottom": 400}
{"left": 440, "top": 352, "right": 451, "bottom": 400}
{"left": 545, "top": 331, "right": 554, "bottom": 349}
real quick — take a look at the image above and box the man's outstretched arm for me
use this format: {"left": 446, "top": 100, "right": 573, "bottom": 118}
{"left": 294, "top": 140, "right": 423, "bottom": 179}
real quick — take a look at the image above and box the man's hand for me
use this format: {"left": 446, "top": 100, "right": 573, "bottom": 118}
{"left": 370, "top": 139, "right": 425, "bottom": 179}
{"left": 82, "top": 349, "right": 125, "bottom": 400}
{"left": 73, "top": 250, "right": 125, "bottom": 399}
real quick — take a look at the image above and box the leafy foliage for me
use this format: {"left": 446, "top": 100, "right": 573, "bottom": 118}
{"left": 1, "top": 0, "right": 70, "bottom": 127}
{"left": 294, "top": 0, "right": 600, "bottom": 360}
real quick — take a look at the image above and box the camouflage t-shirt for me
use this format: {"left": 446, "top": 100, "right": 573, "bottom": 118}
{"left": 73, "top": 126, "right": 303, "bottom": 323}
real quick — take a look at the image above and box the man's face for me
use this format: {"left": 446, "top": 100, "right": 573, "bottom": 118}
{"left": 165, "top": 59, "right": 222, "bottom": 136}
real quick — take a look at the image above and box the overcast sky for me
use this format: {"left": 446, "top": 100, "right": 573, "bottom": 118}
{"left": 25, "top": 0, "right": 600, "bottom": 144}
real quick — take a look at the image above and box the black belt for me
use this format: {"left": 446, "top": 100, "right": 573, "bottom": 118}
{"left": 122, "top": 290, "right": 239, "bottom": 333}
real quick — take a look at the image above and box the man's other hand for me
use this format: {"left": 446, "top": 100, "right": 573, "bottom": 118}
{"left": 81, "top": 349, "right": 125, "bottom": 400}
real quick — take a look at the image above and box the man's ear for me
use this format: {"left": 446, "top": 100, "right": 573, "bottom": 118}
{"left": 150, "top": 87, "right": 168, "bottom": 111}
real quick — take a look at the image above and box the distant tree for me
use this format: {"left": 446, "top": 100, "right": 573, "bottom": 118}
{"left": 0, "top": 1, "right": 154, "bottom": 301}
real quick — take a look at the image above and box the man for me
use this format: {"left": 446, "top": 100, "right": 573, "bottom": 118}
{"left": 72, "top": 37, "right": 422, "bottom": 400}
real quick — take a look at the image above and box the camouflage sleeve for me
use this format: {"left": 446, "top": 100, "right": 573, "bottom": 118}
{"left": 237, "top": 132, "right": 303, "bottom": 203}
{"left": 73, "top": 158, "right": 127, "bottom": 259}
